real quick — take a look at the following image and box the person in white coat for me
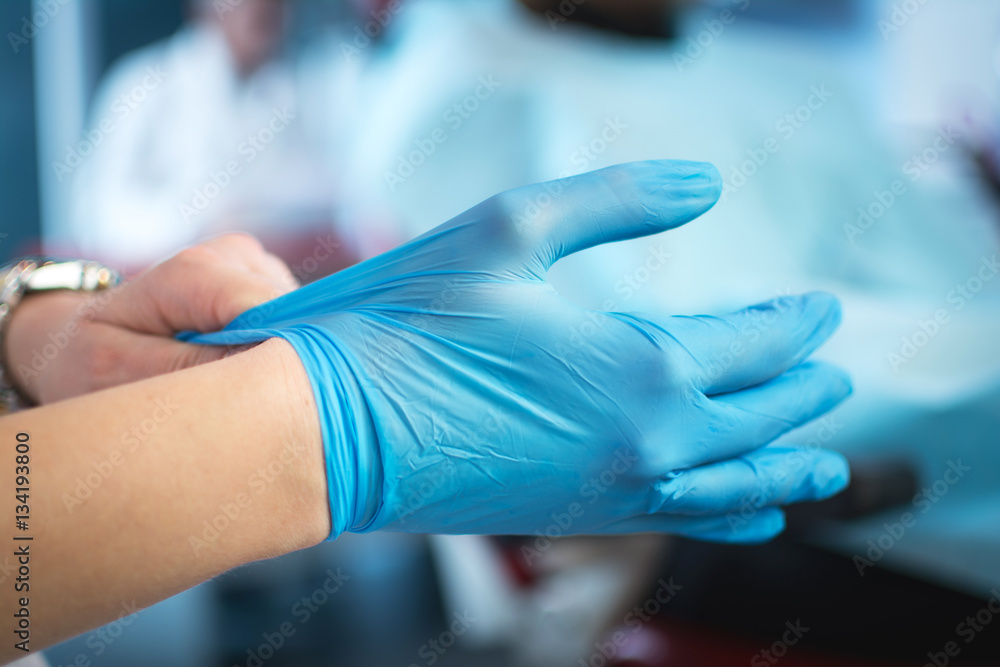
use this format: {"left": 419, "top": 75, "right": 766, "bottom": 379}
{"left": 68, "top": 0, "right": 346, "bottom": 276}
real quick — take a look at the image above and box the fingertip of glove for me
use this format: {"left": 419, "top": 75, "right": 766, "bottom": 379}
{"left": 831, "top": 369, "right": 854, "bottom": 406}
{"left": 733, "top": 508, "right": 786, "bottom": 544}
{"left": 658, "top": 159, "right": 723, "bottom": 201}
{"left": 803, "top": 291, "right": 843, "bottom": 336}
{"left": 812, "top": 451, "right": 851, "bottom": 500}
{"left": 797, "top": 360, "right": 854, "bottom": 404}
{"left": 747, "top": 507, "right": 786, "bottom": 542}
{"left": 698, "top": 507, "right": 786, "bottom": 544}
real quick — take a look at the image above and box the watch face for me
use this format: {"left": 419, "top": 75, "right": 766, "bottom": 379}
{"left": 21, "top": 259, "right": 120, "bottom": 294}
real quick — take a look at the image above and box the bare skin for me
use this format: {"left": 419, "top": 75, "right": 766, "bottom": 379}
{"left": 0, "top": 338, "right": 328, "bottom": 663}
{"left": 5, "top": 233, "right": 297, "bottom": 405}
{"left": 0, "top": 234, "right": 326, "bottom": 663}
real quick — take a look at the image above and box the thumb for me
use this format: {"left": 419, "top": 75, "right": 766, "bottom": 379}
{"left": 500, "top": 160, "right": 721, "bottom": 275}
{"left": 81, "top": 332, "right": 231, "bottom": 397}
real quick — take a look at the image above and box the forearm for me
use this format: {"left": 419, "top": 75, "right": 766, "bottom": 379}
{"left": 0, "top": 339, "right": 328, "bottom": 662}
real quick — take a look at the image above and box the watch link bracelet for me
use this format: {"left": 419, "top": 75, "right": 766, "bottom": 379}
{"left": 0, "top": 258, "right": 122, "bottom": 414}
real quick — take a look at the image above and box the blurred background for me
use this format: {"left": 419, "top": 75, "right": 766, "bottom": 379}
{"left": 3, "top": 0, "right": 1000, "bottom": 665}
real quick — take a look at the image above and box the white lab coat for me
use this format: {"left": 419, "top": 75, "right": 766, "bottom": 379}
{"left": 69, "top": 25, "right": 336, "bottom": 268}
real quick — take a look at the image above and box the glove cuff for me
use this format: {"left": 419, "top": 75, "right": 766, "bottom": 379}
{"left": 279, "top": 327, "right": 384, "bottom": 540}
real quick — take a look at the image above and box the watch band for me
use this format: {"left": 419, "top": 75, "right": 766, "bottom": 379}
{"left": 0, "top": 258, "right": 122, "bottom": 414}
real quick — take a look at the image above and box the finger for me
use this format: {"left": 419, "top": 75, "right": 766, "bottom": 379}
{"left": 80, "top": 328, "right": 230, "bottom": 395}
{"left": 96, "top": 252, "right": 286, "bottom": 334}
{"left": 683, "top": 508, "right": 786, "bottom": 544}
{"left": 658, "top": 291, "right": 843, "bottom": 395}
{"left": 675, "top": 361, "right": 852, "bottom": 467}
{"left": 167, "top": 262, "right": 286, "bottom": 332}
{"left": 493, "top": 160, "right": 721, "bottom": 274}
{"left": 599, "top": 507, "right": 786, "bottom": 544}
{"left": 649, "top": 446, "right": 849, "bottom": 516}
{"left": 258, "top": 251, "right": 301, "bottom": 291}
{"left": 198, "top": 233, "right": 300, "bottom": 292}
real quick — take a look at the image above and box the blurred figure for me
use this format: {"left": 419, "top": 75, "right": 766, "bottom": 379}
{"left": 68, "top": 0, "right": 351, "bottom": 277}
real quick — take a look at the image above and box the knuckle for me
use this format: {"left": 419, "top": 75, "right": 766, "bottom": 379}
{"left": 264, "top": 252, "right": 299, "bottom": 289}
{"left": 483, "top": 188, "right": 545, "bottom": 252}
{"left": 641, "top": 338, "right": 693, "bottom": 397}
{"left": 206, "top": 287, "right": 243, "bottom": 327}
{"left": 169, "top": 245, "right": 218, "bottom": 272}
{"left": 609, "top": 315, "right": 694, "bottom": 394}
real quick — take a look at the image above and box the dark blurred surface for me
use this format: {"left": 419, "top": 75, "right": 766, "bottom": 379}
{"left": 94, "top": 0, "right": 185, "bottom": 76}
{"left": 0, "top": 0, "right": 185, "bottom": 264}
{"left": 648, "top": 538, "right": 1000, "bottom": 665}
{"left": 0, "top": 0, "right": 40, "bottom": 262}
{"left": 611, "top": 538, "right": 1000, "bottom": 666}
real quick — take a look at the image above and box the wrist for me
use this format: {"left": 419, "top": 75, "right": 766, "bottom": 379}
{"left": 3, "top": 290, "right": 89, "bottom": 404}
{"left": 248, "top": 338, "right": 331, "bottom": 548}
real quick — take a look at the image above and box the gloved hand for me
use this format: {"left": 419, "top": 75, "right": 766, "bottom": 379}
{"left": 187, "top": 160, "right": 852, "bottom": 542}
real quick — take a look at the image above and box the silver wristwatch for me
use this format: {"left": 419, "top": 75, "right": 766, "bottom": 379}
{"left": 0, "top": 258, "right": 122, "bottom": 414}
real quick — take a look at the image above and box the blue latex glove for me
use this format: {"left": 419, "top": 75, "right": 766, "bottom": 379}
{"left": 186, "top": 160, "right": 851, "bottom": 542}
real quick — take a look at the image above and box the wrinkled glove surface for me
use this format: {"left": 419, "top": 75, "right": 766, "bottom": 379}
{"left": 187, "top": 160, "right": 852, "bottom": 542}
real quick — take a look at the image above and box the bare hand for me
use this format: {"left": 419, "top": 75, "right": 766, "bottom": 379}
{"left": 4, "top": 234, "right": 299, "bottom": 405}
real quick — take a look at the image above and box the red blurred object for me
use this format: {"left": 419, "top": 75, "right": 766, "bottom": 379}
{"left": 351, "top": 0, "right": 399, "bottom": 16}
